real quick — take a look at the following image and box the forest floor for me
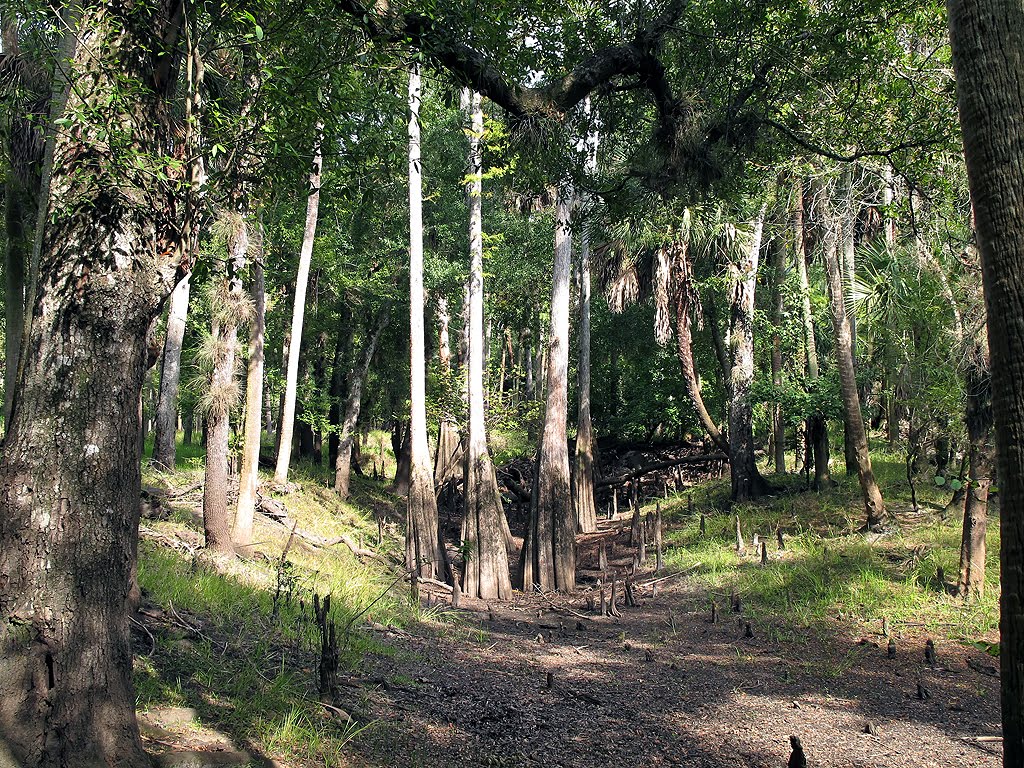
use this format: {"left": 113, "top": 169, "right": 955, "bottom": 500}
{"left": 132, "top": 441, "right": 1003, "bottom": 768}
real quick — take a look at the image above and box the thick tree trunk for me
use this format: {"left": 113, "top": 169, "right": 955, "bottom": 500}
{"left": 727, "top": 210, "right": 771, "bottom": 502}
{"left": 203, "top": 217, "right": 248, "bottom": 555}
{"left": 434, "top": 295, "right": 462, "bottom": 485}
{"left": 521, "top": 188, "right": 576, "bottom": 592}
{"left": 957, "top": 340, "right": 992, "bottom": 600}
{"left": 948, "top": 4, "right": 1024, "bottom": 758}
{"left": 461, "top": 91, "right": 513, "bottom": 599}
{"left": 235, "top": 226, "right": 265, "bottom": 550}
{"left": 405, "top": 65, "right": 444, "bottom": 581}
{"left": 335, "top": 309, "right": 390, "bottom": 499}
{"left": 152, "top": 272, "right": 191, "bottom": 469}
{"left": 672, "top": 241, "right": 730, "bottom": 454}
{"left": 0, "top": 3, "right": 186, "bottom": 764}
{"left": 821, "top": 185, "right": 886, "bottom": 529}
{"left": 273, "top": 129, "right": 323, "bottom": 484}
{"left": 574, "top": 213, "right": 598, "bottom": 533}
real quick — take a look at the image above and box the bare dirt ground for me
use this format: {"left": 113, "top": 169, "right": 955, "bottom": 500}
{"left": 350, "top": 570, "right": 1002, "bottom": 768}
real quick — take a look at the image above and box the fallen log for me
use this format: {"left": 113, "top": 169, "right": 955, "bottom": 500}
{"left": 596, "top": 453, "right": 729, "bottom": 488}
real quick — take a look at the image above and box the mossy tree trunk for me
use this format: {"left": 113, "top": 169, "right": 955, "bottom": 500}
{"left": 0, "top": 2, "right": 190, "bottom": 764}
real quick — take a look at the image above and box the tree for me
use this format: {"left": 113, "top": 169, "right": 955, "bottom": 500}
{"left": 726, "top": 209, "right": 771, "bottom": 502}
{"left": 335, "top": 308, "right": 390, "bottom": 498}
{"left": 957, "top": 335, "right": 992, "bottom": 599}
{"left": 405, "top": 63, "right": 445, "bottom": 581}
{"left": 819, "top": 180, "right": 886, "bottom": 530}
{"left": 0, "top": 3, "right": 190, "bottom": 764}
{"left": 433, "top": 295, "right": 462, "bottom": 485}
{"left": 274, "top": 129, "right": 324, "bottom": 484}
{"left": 461, "top": 90, "right": 513, "bottom": 600}
{"left": 574, "top": 215, "right": 599, "bottom": 533}
{"left": 522, "top": 188, "right": 576, "bottom": 593}
{"left": 947, "top": 1, "right": 1024, "bottom": 760}
{"left": 235, "top": 224, "right": 266, "bottom": 550}
{"left": 152, "top": 273, "right": 192, "bottom": 469}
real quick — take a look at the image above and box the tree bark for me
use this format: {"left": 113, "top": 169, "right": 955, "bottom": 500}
{"left": 672, "top": 240, "right": 730, "bottom": 454}
{"left": 434, "top": 295, "right": 462, "bottom": 485}
{"left": 727, "top": 210, "right": 771, "bottom": 502}
{"left": 0, "top": 2, "right": 187, "bottom": 764}
{"left": 771, "top": 227, "right": 786, "bottom": 474}
{"left": 841, "top": 167, "right": 860, "bottom": 476}
{"left": 958, "top": 339, "right": 992, "bottom": 600}
{"left": 574, "top": 212, "right": 598, "bottom": 533}
{"left": 328, "top": 303, "right": 352, "bottom": 470}
{"left": 461, "top": 91, "right": 513, "bottom": 599}
{"left": 273, "top": 128, "right": 323, "bottom": 484}
{"left": 235, "top": 224, "right": 265, "bottom": 550}
{"left": 947, "top": 4, "right": 1024, "bottom": 758}
{"left": 794, "top": 178, "right": 830, "bottom": 488}
{"left": 3, "top": 181, "right": 27, "bottom": 433}
{"left": 820, "top": 184, "right": 886, "bottom": 529}
{"left": 521, "top": 187, "right": 576, "bottom": 592}
{"left": 405, "top": 64, "right": 445, "bottom": 581}
{"left": 202, "top": 216, "right": 248, "bottom": 555}
{"left": 335, "top": 308, "right": 390, "bottom": 498}
{"left": 152, "top": 272, "right": 192, "bottom": 469}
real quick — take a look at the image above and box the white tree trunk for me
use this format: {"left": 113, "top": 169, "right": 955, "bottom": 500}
{"left": 152, "top": 272, "right": 191, "bottom": 469}
{"left": 273, "top": 128, "right": 323, "bottom": 484}
{"left": 405, "top": 64, "right": 444, "bottom": 580}
{"left": 462, "top": 90, "right": 512, "bottom": 599}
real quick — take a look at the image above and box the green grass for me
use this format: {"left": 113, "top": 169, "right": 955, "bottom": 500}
{"left": 654, "top": 453, "right": 1000, "bottom": 640}
{"left": 135, "top": 453, "right": 419, "bottom": 765}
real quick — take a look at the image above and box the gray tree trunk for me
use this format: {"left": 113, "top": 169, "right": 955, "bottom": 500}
{"left": 152, "top": 272, "right": 192, "bottom": 469}
{"left": 521, "top": 188, "right": 576, "bottom": 592}
{"left": 434, "top": 295, "right": 462, "bottom": 485}
{"left": 574, "top": 217, "right": 598, "bottom": 533}
{"left": 273, "top": 128, "right": 323, "bottom": 484}
{"left": 461, "top": 91, "right": 513, "bottom": 599}
{"left": 203, "top": 216, "right": 248, "bottom": 555}
{"left": 335, "top": 309, "right": 390, "bottom": 498}
{"left": 727, "top": 210, "right": 770, "bottom": 502}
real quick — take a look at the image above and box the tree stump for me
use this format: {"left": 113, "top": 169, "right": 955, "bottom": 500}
{"left": 761, "top": 540, "right": 768, "bottom": 566}
{"left": 777, "top": 527, "right": 784, "bottom": 550}
{"left": 599, "top": 541, "right": 608, "bottom": 573}
{"left": 700, "top": 513, "right": 706, "bottom": 537}
{"left": 609, "top": 575, "right": 621, "bottom": 617}
{"left": 888, "top": 637, "right": 897, "bottom": 658}
{"left": 655, "top": 503, "right": 664, "bottom": 571}
{"left": 731, "top": 589, "right": 741, "bottom": 613}
{"left": 313, "top": 593, "right": 339, "bottom": 697}
{"left": 925, "top": 639, "right": 936, "bottom": 666}
{"left": 735, "top": 515, "right": 745, "bottom": 554}
{"left": 788, "top": 735, "right": 807, "bottom": 768}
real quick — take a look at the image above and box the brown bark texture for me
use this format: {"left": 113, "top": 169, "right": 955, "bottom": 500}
{"left": 821, "top": 184, "right": 886, "bottom": 529}
{"left": 957, "top": 340, "right": 992, "bottom": 600}
{"left": 947, "top": 2, "right": 1024, "bottom": 758}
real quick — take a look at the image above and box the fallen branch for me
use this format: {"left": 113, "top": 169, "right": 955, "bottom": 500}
{"left": 596, "top": 454, "right": 728, "bottom": 488}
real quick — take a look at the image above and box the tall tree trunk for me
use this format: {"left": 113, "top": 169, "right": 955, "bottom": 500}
{"left": 958, "top": 338, "right": 992, "bottom": 599}
{"left": 404, "top": 64, "right": 444, "bottom": 581}
{"left": 574, "top": 212, "right": 598, "bottom": 533}
{"left": 152, "top": 272, "right": 192, "bottom": 469}
{"left": 273, "top": 129, "right": 323, "bottom": 484}
{"left": 434, "top": 295, "right": 462, "bottom": 485}
{"left": 841, "top": 167, "right": 860, "bottom": 476}
{"left": 672, "top": 241, "right": 730, "bottom": 454}
{"left": 0, "top": 2, "right": 187, "bottom": 764}
{"left": 948, "top": 4, "right": 1024, "bottom": 758}
{"left": 794, "top": 178, "right": 830, "bottom": 488}
{"left": 820, "top": 184, "right": 886, "bottom": 529}
{"left": 235, "top": 224, "right": 265, "bottom": 550}
{"left": 335, "top": 309, "right": 390, "bottom": 498}
{"left": 727, "top": 210, "right": 770, "bottom": 502}
{"left": 521, "top": 188, "right": 576, "bottom": 592}
{"left": 461, "top": 91, "right": 513, "bottom": 599}
{"left": 771, "top": 227, "right": 786, "bottom": 474}
{"left": 203, "top": 216, "right": 249, "bottom": 555}
{"left": 3, "top": 182, "right": 27, "bottom": 433}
